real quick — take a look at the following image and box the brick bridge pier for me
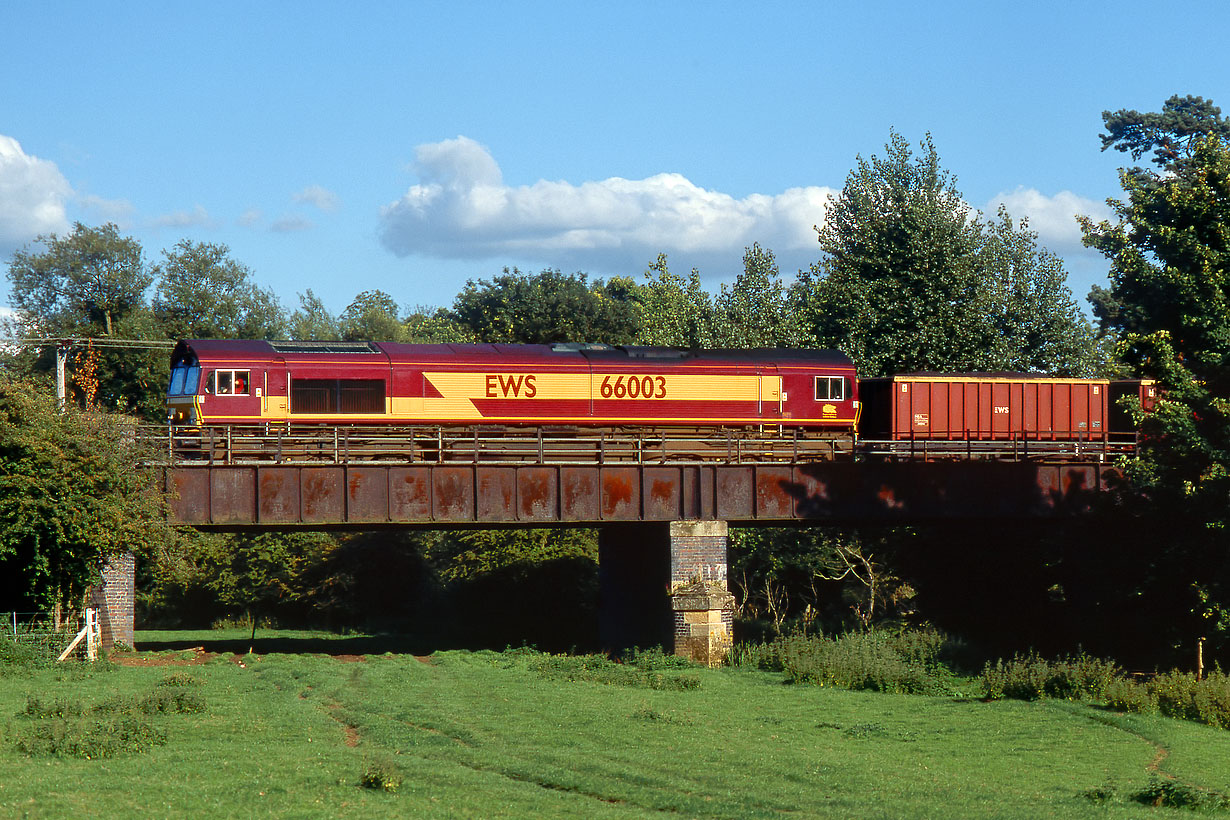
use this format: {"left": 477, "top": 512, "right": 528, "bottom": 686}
{"left": 599, "top": 520, "right": 735, "bottom": 665}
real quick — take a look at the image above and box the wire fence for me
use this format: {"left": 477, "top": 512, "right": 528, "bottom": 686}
{"left": 3, "top": 611, "right": 93, "bottom": 663}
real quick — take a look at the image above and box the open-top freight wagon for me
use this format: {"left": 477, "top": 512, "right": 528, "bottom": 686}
{"left": 858, "top": 373, "right": 1154, "bottom": 460}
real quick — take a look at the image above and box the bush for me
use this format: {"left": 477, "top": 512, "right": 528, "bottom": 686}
{"left": 11, "top": 715, "right": 166, "bottom": 758}
{"left": 981, "top": 653, "right": 1121, "bottom": 702}
{"left": 524, "top": 651, "right": 701, "bottom": 691}
{"left": 1103, "top": 678, "right": 1153, "bottom": 714}
{"left": 767, "top": 628, "right": 959, "bottom": 695}
{"left": 1151, "top": 670, "right": 1230, "bottom": 729}
{"left": 1132, "top": 777, "right": 1230, "bottom": 810}
{"left": 360, "top": 758, "right": 402, "bottom": 793}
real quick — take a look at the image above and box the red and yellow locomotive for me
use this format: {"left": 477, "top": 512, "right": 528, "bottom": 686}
{"left": 167, "top": 340, "right": 860, "bottom": 460}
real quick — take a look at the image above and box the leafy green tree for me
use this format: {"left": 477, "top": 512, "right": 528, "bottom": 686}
{"left": 5, "top": 223, "right": 169, "bottom": 417}
{"left": 1100, "top": 94, "right": 1230, "bottom": 169}
{"left": 794, "top": 131, "right": 1097, "bottom": 377}
{"left": 714, "top": 244, "right": 808, "bottom": 348}
{"left": 1078, "top": 96, "right": 1230, "bottom": 662}
{"left": 340, "top": 290, "right": 406, "bottom": 341}
{"left": 7, "top": 222, "right": 151, "bottom": 338}
{"left": 977, "top": 208, "right": 1103, "bottom": 376}
{"left": 635, "top": 254, "right": 717, "bottom": 347}
{"left": 152, "top": 240, "right": 284, "bottom": 340}
{"left": 402, "top": 306, "right": 474, "bottom": 343}
{"left": 287, "top": 290, "right": 343, "bottom": 341}
{"left": 450, "top": 268, "right": 640, "bottom": 344}
{"left": 0, "top": 373, "right": 167, "bottom": 610}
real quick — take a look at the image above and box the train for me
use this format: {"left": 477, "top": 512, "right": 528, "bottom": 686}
{"left": 165, "top": 339, "right": 1153, "bottom": 464}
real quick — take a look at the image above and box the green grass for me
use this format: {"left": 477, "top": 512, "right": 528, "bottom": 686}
{"left": 1, "top": 632, "right": 1229, "bottom": 817}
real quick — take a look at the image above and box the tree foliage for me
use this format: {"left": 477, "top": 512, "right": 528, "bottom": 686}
{"left": 286, "top": 289, "right": 343, "bottom": 341}
{"left": 340, "top": 290, "right": 406, "bottom": 342}
{"left": 1080, "top": 95, "right": 1230, "bottom": 659}
{"left": 7, "top": 222, "right": 150, "bottom": 338}
{"left": 152, "top": 240, "right": 284, "bottom": 340}
{"left": 1100, "top": 94, "right": 1230, "bottom": 168}
{"left": 795, "top": 131, "right": 1099, "bottom": 376}
{"left": 0, "top": 374, "right": 167, "bottom": 610}
{"left": 450, "top": 268, "right": 640, "bottom": 344}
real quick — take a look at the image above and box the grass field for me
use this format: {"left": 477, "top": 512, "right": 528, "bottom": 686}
{"left": 1, "top": 630, "right": 1229, "bottom": 818}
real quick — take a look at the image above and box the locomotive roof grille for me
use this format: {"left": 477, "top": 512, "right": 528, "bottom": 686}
{"left": 269, "top": 341, "right": 382, "bottom": 354}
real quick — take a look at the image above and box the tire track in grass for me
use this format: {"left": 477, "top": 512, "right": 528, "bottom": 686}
{"left": 1057, "top": 701, "right": 1230, "bottom": 800}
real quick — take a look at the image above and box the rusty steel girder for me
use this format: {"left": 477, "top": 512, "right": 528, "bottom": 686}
{"left": 163, "top": 461, "right": 1118, "bottom": 529}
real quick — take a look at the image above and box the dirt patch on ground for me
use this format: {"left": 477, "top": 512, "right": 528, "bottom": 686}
{"left": 111, "top": 647, "right": 220, "bottom": 667}
{"left": 323, "top": 701, "right": 360, "bottom": 747}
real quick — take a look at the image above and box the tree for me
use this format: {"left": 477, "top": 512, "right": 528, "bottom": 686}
{"left": 7, "top": 222, "right": 151, "bottom": 337}
{"left": 450, "top": 268, "right": 640, "bottom": 344}
{"left": 287, "top": 290, "right": 343, "bottom": 341}
{"left": 152, "top": 240, "right": 284, "bottom": 340}
{"left": 5, "top": 223, "right": 168, "bottom": 417}
{"left": 0, "top": 373, "right": 168, "bottom": 611}
{"left": 714, "top": 244, "right": 808, "bottom": 348}
{"left": 402, "top": 306, "right": 474, "bottom": 343}
{"left": 635, "top": 254, "right": 717, "bottom": 347}
{"left": 977, "top": 208, "right": 1103, "bottom": 376}
{"left": 1078, "top": 95, "right": 1230, "bottom": 662}
{"left": 1100, "top": 94, "right": 1230, "bottom": 169}
{"left": 794, "top": 131, "right": 1098, "bottom": 377}
{"left": 339, "top": 290, "right": 406, "bottom": 341}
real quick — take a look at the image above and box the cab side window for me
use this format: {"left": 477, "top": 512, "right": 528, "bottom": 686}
{"left": 211, "top": 370, "right": 250, "bottom": 396}
{"left": 814, "top": 376, "right": 845, "bottom": 401}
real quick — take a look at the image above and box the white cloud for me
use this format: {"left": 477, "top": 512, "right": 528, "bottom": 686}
{"left": 985, "top": 187, "right": 1113, "bottom": 257}
{"left": 237, "top": 208, "right": 263, "bottom": 227}
{"left": 271, "top": 215, "right": 314, "bottom": 233}
{"left": 380, "top": 136, "right": 835, "bottom": 276}
{"left": 152, "top": 204, "right": 215, "bottom": 230}
{"left": 77, "top": 193, "right": 134, "bottom": 226}
{"left": 0, "top": 135, "right": 71, "bottom": 255}
{"left": 292, "top": 184, "right": 339, "bottom": 212}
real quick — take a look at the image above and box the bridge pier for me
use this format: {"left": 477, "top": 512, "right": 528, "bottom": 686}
{"left": 88, "top": 552, "right": 135, "bottom": 652}
{"left": 599, "top": 520, "right": 734, "bottom": 666}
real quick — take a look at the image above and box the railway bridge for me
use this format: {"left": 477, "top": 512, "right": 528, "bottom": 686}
{"left": 147, "top": 425, "right": 1122, "bottom": 664}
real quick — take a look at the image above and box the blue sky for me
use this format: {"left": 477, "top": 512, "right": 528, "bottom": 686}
{"left": 2, "top": 1, "right": 1227, "bottom": 320}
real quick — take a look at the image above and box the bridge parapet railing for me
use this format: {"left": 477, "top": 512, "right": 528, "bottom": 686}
{"left": 138, "top": 425, "right": 851, "bottom": 467}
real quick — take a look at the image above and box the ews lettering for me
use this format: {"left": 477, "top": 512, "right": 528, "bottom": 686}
{"left": 484, "top": 374, "right": 537, "bottom": 398}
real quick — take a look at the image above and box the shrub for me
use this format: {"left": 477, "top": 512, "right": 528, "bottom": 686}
{"left": 981, "top": 653, "right": 1121, "bottom": 702}
{"left": 1132, "top": 777, "right": 1230, "bottom": 810}
{"left": 11, "top": 715, "right": 166, "bottom": 758}
{"left": 23, "top": 696, "right": 85, "bottom": 719}
{"left": 770, "top": 628, "right": 957, "bottom": 695}
{"left": 1103, "top": 678, "right": 1153, "bottom": 714}
{"left": 360, "top": 758, "right": 402, "bottom": 793}
{"left": 527, "top": 652, "right": 700, "bottom": 691}
{"left": 1151, "top": 670, "right": 1230, "bottom": 729}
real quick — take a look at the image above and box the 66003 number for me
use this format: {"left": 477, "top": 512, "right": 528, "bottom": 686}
{"left": 599, "top": 375, "right": 667, "bottom": 399}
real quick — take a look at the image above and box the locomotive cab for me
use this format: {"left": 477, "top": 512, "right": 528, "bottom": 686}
{"left": 167, "top": 343, "right": 203, "bottom": 425}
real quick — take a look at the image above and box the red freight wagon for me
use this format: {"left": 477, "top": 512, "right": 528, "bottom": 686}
{"left": 166, "top": 340, "right": 859, "bottom": 434}
{"left": 858, "top": 374, "right": 1111, "bottom": 446}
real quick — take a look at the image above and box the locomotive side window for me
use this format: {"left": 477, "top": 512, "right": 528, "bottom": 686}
{"left": 211, "top": 370, "right": 251, "bottom": 396}
{"left": 814, "top": 376, "right": 845, "bottom": 401}
{"left": 291, "top": 378, "right": 385, "bottom": 414}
